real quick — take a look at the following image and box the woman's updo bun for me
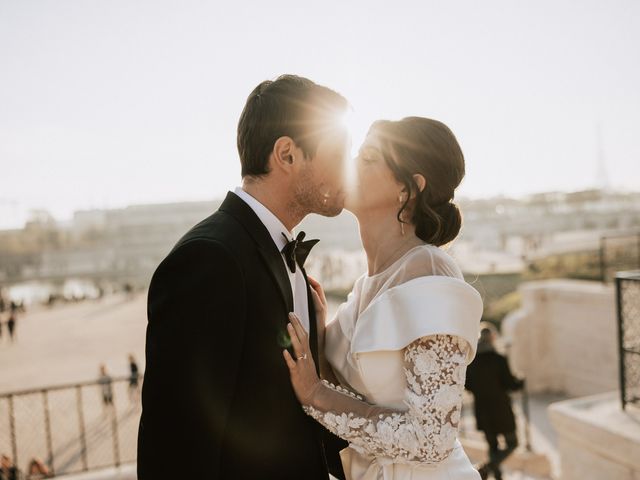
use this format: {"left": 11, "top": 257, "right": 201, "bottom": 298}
{"left": 414, "top": 200, "right": 463, "bottom": 247}
{"left": 369, "top": 117, "right": 465, "bottom": 247}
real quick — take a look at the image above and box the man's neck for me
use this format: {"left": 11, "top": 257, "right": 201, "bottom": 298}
{"left": 241, "top": 180, "right": 305, "bottom": 232}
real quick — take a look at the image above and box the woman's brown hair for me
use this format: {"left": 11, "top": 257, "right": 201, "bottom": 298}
{"left": 369, "top": 117, "right": 465, "bottom": 246}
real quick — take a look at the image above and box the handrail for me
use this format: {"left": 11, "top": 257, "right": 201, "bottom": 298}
{"left": 0, "top": 375, "right": 135, "bottom": 398}
{"left": 0, "top": 375, "right": 142, "bottom": 478}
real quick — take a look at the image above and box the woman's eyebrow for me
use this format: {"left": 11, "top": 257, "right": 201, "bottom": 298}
{"left": 360, "top": 145, "right": 380, "bottom": 155}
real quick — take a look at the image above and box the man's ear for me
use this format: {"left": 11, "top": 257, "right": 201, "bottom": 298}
{"left": 272, "top": 136, "right": 297, "bottom": 171}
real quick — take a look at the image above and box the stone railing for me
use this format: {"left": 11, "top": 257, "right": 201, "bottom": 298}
{"left": 502, "top": 279, "right": 617, "bottom": 397}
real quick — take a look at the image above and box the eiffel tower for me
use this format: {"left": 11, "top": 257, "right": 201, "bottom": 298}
{"left": 595, "top": 123, "right": 610, "bottom": 192}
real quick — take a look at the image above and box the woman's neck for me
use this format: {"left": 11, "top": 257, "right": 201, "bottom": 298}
{"left": 356, "top": 210, "right": 424, "bottom": 276}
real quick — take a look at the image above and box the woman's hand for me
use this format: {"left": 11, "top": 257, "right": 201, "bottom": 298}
{"left": 307, "top": 275, "right": 327, "bottom": 351}
{"left": 282, "top": 312, "right": 321, "bottom": 406}
{"left": 307, "top": 275, "right": 327, "bottom": 326}
{"left": 306, "top": 275, "right": 341, "bottom": 383}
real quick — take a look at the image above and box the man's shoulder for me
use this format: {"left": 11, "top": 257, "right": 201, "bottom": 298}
{"left": 153, "top": 210, "right": 251, "bottom": 277}
{"left": 175, "top": 209, "right": 246, "bottom": 249}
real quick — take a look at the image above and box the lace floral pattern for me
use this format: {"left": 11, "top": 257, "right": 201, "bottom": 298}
{"left": 321, "top": 379, "right": 364, "bottom": 401}
{"left": 303, "top": 334, "right": 469, "bottom": 464}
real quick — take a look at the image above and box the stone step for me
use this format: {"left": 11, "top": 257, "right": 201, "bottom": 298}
{"left": 55, "top": 464, "right": 136, "bottom": 480}
{"left": 52, "top": 442, "right": 553, "bottom": 480}
{"left": 461, "top": 437, "right": 554, "bottom": 479}
{"left": 55, "top": 457, "right": 550, "bottom": 480}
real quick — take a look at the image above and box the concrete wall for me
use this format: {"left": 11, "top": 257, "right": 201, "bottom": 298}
{"left": 502, "top": 279, "right": 618, "bottom": 397}
{"left": 549, "top": 392, "right": 640, "bottom": 480}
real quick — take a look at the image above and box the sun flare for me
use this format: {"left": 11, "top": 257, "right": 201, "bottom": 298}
{"left": 339, "top": 109, "right": 372, "bottom": 196}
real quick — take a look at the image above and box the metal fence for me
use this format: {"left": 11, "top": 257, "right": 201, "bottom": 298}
{"left": 616, "top": 271, "right": 640, "bottom": 410}
{"left": 600, "top": 232, "right": 640, "bottom": 283}
{"left": 0, "top": 376, "right": 141, "bottom": 478}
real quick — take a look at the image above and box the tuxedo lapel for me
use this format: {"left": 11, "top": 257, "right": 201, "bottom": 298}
{"left": 257, "top": 247, "right": 294, "bottom": 312}
{"left": 219, "top": 192, "right": 294, "bottom": 312}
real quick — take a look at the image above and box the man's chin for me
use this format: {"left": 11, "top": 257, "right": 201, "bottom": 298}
{"left": 316, "top": 204, "right": 344, "bottom": 218}
{"left": 322, "top": 207, "right": 344, "bottom": 218}
{"left": 314, "top": 197, "right": 345, "bottom": 217}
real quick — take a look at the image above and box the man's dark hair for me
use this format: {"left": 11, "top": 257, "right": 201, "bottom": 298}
{"left": 237, "top": 74, "right": 348, "bottom": 177}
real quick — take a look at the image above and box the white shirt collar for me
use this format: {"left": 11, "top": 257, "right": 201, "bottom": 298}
{"left": 233, "top": 187, "right": 295, "bottom": 252}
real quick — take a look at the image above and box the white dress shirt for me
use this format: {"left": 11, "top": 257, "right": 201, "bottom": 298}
{"left": 234, "top": 187, "right": 311, "bottom": 332}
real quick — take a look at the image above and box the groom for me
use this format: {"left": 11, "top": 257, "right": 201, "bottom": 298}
{"left": 137, "top": 75, "right": 350, "bottom": 479}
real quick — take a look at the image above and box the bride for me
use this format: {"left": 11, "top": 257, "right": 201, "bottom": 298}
{"left": 283, "top": 116, "right": 483, "bottom": 480}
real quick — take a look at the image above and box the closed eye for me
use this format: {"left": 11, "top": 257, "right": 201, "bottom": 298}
{"left": 358, "top": 150, "right": 378, "bottom": 164}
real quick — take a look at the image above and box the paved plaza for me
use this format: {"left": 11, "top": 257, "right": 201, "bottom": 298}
{"left": 1, "top": 293, "right": 558, "bottom": 479}
{"left": 0, "top": 293, "right": 147, "bottom": 476}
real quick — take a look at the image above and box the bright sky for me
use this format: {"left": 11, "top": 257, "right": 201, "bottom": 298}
{"left": 1, "top": 0, "right": 639, "bottom": 229}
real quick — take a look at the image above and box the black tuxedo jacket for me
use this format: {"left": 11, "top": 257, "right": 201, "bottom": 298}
{"left": 137, "top": 191, "right": 347, "bottom": 479}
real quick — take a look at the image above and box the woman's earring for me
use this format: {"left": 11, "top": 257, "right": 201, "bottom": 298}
{"left": 398, "top": 194, "right": 406, "bottom": 235}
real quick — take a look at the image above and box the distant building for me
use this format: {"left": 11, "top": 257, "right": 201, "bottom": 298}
{"left": 0, "top": 200, "right": 220, "bottom": 285}
{"left": 457, "top": 189, "right": 640, "bottom": 259}
{"left": 0, "top": 188, "right": 638, "bottom": 284}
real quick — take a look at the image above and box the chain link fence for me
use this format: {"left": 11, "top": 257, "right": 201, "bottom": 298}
{"left": 0, "top": 376, "right": 141, "bottom": 478}
{"left": 616, "top": 270, "right": 640, "bottom": 410}
{"left": 600, "top": 232, "right": 640, "bottom": 283}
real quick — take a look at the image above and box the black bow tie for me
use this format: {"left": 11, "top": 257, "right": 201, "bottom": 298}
{"left": 281, "top": 231, "right": 319, "bottom": 274}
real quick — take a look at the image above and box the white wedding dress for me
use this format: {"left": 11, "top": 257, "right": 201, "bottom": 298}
{"left": 304, "top": 244, "right": 483, "bottom": 480}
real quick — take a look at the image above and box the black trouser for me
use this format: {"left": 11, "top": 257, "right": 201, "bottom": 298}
{"left": 483, "top": 430, "right": 518, "bottom": 478}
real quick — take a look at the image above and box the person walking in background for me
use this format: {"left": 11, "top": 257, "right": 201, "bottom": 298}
{"left": 128, "top": 354, "right": 140, "bottom": 403}
{"left": 0, "top": 454, "right": 20, "bottom": 480}
{"left": 98, "top": 364, "right": 114, "bottom": 411}
{"left": 465, "top": 324, "right": 524, "bottom": 480}
{"left": 123, "top": 283, "right": 134, "bottom": 300}
{"left": 27, "top": 457, "right": 52, "bottom": 479}
{"left": 6, "top": 314, "right": 15, "bottom": 342}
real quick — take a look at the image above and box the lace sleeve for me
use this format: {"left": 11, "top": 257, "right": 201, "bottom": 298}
{"left": 303, "top": 334, "right": 469, "bottom": 464}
